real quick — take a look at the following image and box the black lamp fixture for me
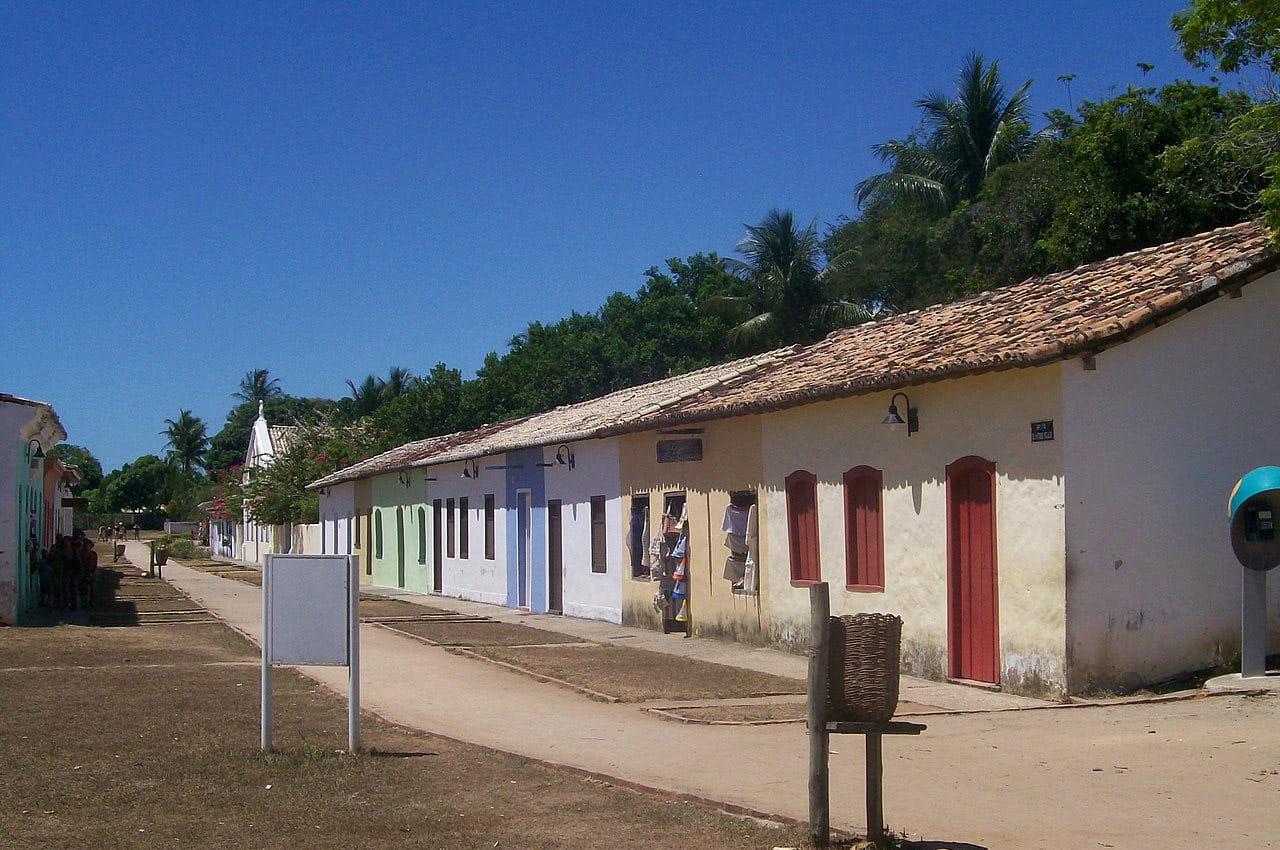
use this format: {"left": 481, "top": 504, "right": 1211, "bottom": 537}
{"left": 28, "top": 438, "right": 44, "bottom": 468}
{"left": 555, "top": 444, "right": 575, "bottom": 470}
{"left": 881, "top": 392, "right": 918, "bottom": 436}
{"left": 461, "top": 459, "right": 479, "bottom": 479}
{"left": 397, "top": 471, "right": 412, "bottom": 487}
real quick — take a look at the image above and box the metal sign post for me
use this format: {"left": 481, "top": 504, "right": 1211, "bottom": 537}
{"left": 261, "top": 554, "right": 360, "bottom": 751}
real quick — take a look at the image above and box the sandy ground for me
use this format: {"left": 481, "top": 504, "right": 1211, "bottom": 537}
{"left": 152, "top": 543, "right": 1280, "bottom": 849}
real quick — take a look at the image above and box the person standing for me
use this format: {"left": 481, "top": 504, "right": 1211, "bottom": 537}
{"left": 80, "top": 541, "right": 98, "bottom": 609}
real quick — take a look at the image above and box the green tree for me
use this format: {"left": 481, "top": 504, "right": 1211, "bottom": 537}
{"left": 856, "top": 52, "right": 1035, "bottom": 213}
{"left": 702, "top": 209, "right": 867, "bottom": 349}
{"left": 205, "top": 396, "right": 324, "bottom": 473}
{"left": 244, "top": 423, "right": 383, "bottom": 525}
{"left": 372, "top": 363, "right": 484, "bottom": 447}
{"left": 161, "top": 409, "right": 209, "bottom": 474}
{"left": 47, "top": 444, "right": 103, "bottom": 492}
{"left": 232, "top": 368, "right": 283, "bottom": 405}
{"left": 1173, "top": 0, "right": 1280, "bottom": 237}
{"left": 1174, "top": 0, "right": 1280, "bottom": 75}
{"left": 101, "top": 455, "right": 173, "bottom": 514}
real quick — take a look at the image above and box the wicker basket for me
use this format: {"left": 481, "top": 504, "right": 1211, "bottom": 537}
{"left": 826, "top": 613, "right": 903, "bottom": 723}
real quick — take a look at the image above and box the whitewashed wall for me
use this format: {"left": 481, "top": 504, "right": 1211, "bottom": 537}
{"left": 762, "top": 367, "right": 1067, "bottom": 694}
{"left": 1062, "top": 270, "right": 1280, "bottom": 692}
{"left": 318, "top": 481, "right": 355, "bottom": 559}
{"left": 433, "top": 458, "right": 508, "bottom": 607}
{"left": 542, "top": 439, "right": 622, "bottom": 623}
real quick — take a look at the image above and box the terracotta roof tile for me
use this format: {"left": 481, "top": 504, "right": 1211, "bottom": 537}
{"left": 625, "top": 220, "right": 1275, "bottom": 427}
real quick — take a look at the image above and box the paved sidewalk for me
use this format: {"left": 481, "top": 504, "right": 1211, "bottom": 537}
{"left": 128, "top": 542, "right": 1280, "bottom": 849}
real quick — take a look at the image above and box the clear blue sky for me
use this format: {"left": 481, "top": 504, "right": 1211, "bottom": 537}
{"left": 2, "top": 1, "right": 1215, "bottom": 474}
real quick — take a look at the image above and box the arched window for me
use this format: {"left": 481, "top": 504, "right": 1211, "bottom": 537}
{"left": 785, "top": 470, "right": 820, "bottom": 584}
{"left": 843, "top": 466, "right": 884, "bottom": 590}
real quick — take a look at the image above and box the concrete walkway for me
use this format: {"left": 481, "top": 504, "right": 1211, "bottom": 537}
{"left": 127, "top": 542, "right": 1280, "bottom": 849}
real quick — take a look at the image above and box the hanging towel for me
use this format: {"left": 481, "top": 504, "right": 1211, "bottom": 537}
{"left": 723, "top": 553, "right": 747, "bottom": 583}
{"left": 628, "top": 507, "right": 646, "bottom": 570}
{"left": 722, "top": 503, "right": 749, "bottom": 536}
{"left": 743, "top": 504, "right": 760, "bottom": 593}
{"left": 723, "top": 532, "right": 748, "bottom": 555}
{"left": 640, "top": 511, "right": 651, "bottom": 569}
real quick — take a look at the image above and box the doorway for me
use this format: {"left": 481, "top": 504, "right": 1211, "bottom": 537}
{"left": 516, "top": 489, "right": 531, "bottom": 608}
{"left": 432, "top": 499, "right": 443, "bottom": 593}
{"left": 547, "top": 499, "right": 563, "bottom": 614}
{"left": 946, "top": 456, "right": 999, "bottom": 684}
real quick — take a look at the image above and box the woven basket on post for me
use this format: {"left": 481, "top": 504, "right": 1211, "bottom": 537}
{"left": 826, "top": 613, "right": 903, "bottom": 723}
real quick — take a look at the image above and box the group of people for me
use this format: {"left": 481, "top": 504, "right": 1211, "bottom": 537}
{"left": 29, "top": 529, "right": 99, "bottom": 611}
{"left": 98, "top": 523, "right": 140, "bottom": 541}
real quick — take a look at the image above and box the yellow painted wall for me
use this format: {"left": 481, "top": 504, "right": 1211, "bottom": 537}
{"left": 618, "top": 416, "right": 772, "bottom": 643}
{"left": 761, "top": 367, "right": 1067, "bottom": 696}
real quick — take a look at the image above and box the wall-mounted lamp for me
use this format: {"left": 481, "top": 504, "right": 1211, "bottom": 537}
{"left": 881, "top": 392, "right": 919, "bottom": 437}
{"left": 555, "top": 444, "right": 575, "bottom": 470}
{"left": 397, "top": 471, "right": 412, "bottom": 487}
{"left": 461, "top": 459, "right": 480, "bottom": 479}
{"left": 28, "top": 438, "right": 44, "bottom": 469}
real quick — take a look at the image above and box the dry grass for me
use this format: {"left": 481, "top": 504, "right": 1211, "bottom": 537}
{"left": 471, "top": 644, "right": 806, "bottom": 702}
{"left": 0, "top": 562, "right": 808, "bottom": 849}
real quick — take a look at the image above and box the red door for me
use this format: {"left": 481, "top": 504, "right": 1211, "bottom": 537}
{"left": 946, "top": 457, "right": 998, "bottom": 684}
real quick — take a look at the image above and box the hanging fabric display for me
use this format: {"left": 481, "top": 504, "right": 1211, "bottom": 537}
{"left": 742, "top": 503, "right": 760, "bottom": 594}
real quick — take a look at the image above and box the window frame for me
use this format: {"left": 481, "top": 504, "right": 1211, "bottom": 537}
{"left": 484, "top": 494, "right": 496, "bottom": 560}
{"left": 785, "top": 470, "right": 820, "bottom": 585}
{"left": 843, "top": 465, "right": 885, "bottom": 591}
{"left": 590, "top": 495, "right": 608, "bottom": 574}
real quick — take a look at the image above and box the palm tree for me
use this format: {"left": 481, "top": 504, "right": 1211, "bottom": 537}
{"left": 346, "top": 374, "right": 385, "bottom": 419}
{"left": 856, "top": 52, "right": 1035, "bottom": 213}
{"left": 161, "top": 409, "right": 210, "bottom": 474}
{"left": 380, "top": 366, "right": 418, "bottom": 402}
{"left": 701, "top": 209, "right": 869, "bottom": 349}
{"left": 233, "top": 368, "right": 283, "bottom": 404}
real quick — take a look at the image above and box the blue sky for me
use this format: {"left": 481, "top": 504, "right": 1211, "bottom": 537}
{"left": 2, "top": 1, "right": 1217, "bottom": 473}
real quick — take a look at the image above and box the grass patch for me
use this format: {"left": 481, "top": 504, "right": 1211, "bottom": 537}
{"left": 0, "top": 568, "right": 808, "bottom": 849}
{"left": 471, "top": 644, "right": 805, "bottom": 702}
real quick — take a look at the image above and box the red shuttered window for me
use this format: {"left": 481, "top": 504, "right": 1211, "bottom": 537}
{"left": 785, "top": 470, "right": 820, "bottom": 584}
{"left": 843, "top": 466, "right": 884, "bottom": 591}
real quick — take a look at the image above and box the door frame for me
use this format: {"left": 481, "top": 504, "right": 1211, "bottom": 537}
{"left": 547, "top": 498, "right": 563, "bottom": 614}
{"left": 945, "top": 455, "right": 999, "bottom": 684}
{"left": 516, "top": 488, "right": 532, "bottom": 609}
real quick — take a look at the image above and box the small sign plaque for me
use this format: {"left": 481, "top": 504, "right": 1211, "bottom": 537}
{"left": 1031, "top": 420, "right": 1055, "bottom": 442}
{"left": 657, "top": 438, "right": 703, "bottom": 463}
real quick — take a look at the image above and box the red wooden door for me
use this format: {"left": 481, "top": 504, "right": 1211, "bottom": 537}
{"left": 946, "top": 457, "right": 998, "bottom": 684}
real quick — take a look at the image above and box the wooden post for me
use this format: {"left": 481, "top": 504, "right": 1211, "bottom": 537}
{"left": 866, "top": 732, "right": 884, "bottom": 840}
{"left": 808, "top": 582, "right": 831, "bottom": 846}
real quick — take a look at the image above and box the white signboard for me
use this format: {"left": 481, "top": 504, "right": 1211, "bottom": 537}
{"left": 265, "top": 554, "right": 351, "bottom": 665}
{"left": 261, "top": 554, "right": 360, "bottom": 751}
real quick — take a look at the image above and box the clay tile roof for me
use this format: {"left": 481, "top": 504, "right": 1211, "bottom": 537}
{"left": 630, "top": 220, "right": 1276, "bottom": 428}
{"left": 268, "top": 425, "right": 301, "bottom": 455}
{"left": 307, "top": 348, "right": 795, "bottom": 489}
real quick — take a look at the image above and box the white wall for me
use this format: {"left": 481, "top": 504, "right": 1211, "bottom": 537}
{"left": 318, "top": 481, "right": 355, "bottom": 558}
{"left": 543, "top": 440, "right": 623, "bottom": 623}
{"left": 1062, "top": 271, "right": 1280, "bottom": 692}
{"left": 762, "top": 367, "right": 1067, "bottom": 694}
{"left": 432, "top": 458, "right": 508, "bottom": 607}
